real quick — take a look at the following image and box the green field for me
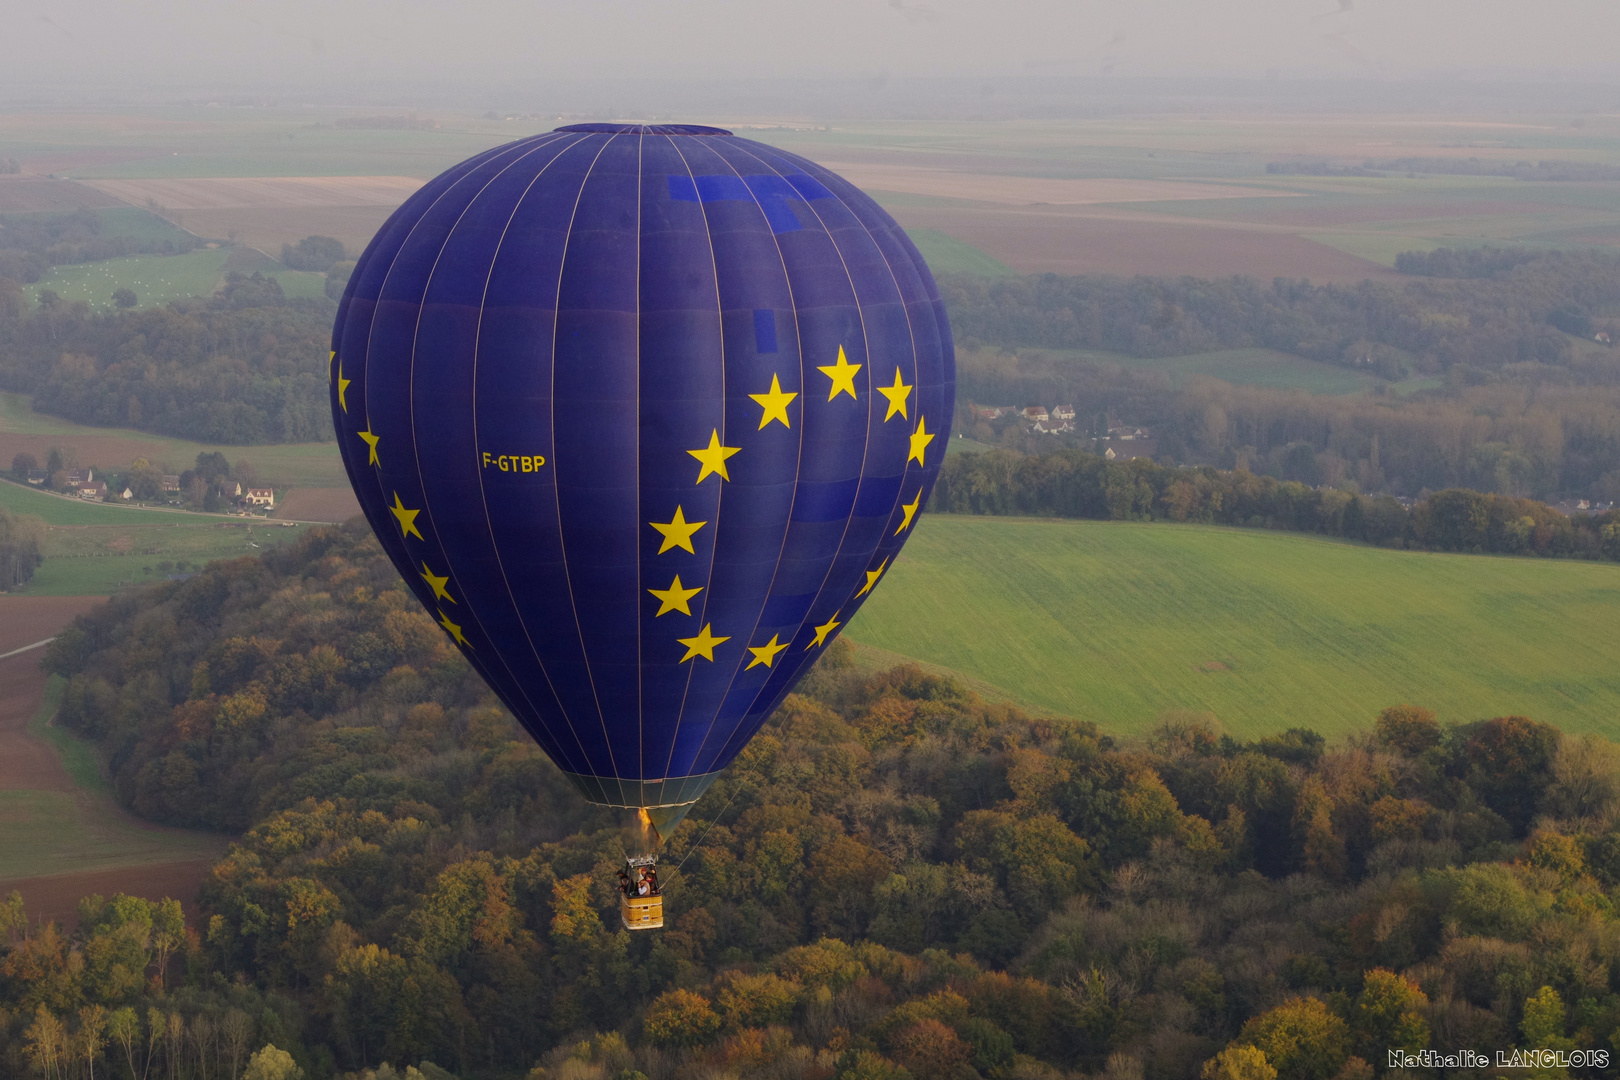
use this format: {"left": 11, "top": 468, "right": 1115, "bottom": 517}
{"left": 904, "top": 228, "right": 1014, "bottom": 276}
{"left": 0, "top": 477, "right": 312, "bottom": 595}
{"left": 24, "top": 248, "right": 327, "bottom": 312}
{"left": 969, "top": 346, "right": 1382, "bottom": 395}
{"left": 947, "top": 435, "right": 999, "bottom": 455}
{"left": 24, "top": 521, "right": 308, "bottom": 596}
{"left": 845, "top": 516, "right": 1620, "bottom": 740}
{"left": 0, "top": 393, "right": 347, "bottom": 487}
{"left": 0, "top": 479, "right": 195, "bottom": 525}
{"left": 0, "top": 678, "right": 223, "bottom": 882}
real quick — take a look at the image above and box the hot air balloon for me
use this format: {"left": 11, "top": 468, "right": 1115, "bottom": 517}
{"left": 330, "top": 124, "right": 954, "bottom": 925}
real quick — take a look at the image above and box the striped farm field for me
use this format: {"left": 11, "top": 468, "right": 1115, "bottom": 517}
{"left": 843, "top": 515, "right": 1620, "bottom": 740}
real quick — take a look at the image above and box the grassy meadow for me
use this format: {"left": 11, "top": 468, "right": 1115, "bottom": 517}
{"left": 904, "top": 229, "right": 1014, "bottom": 276}
{"left": 1079, "top": 347, "right": 1380, "bottom": 394}
{"left": 0, "top": 393, "right": 347, "bottom": 487}
{"left": 0, "top": 476, "right": 313, "bottom": 595}
{"left": 23, "top": 520, "right": 310, "bottom": 596}
{"left": 845, "top": 515, "right": 1620, "bottom": 740}
{"left": 24, "top": 247, "right": 327, "bottom": 312}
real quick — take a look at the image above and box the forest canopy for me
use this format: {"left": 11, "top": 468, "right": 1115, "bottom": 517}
{"left": 7, "top": 524, "right": 1617, "bottom": 1079}
{"left": 0, "top": 292, "right": 335, "bottom": 444}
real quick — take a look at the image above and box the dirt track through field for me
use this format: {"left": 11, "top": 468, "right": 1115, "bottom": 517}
{"left": 0, "top": 597, "right": 106, "bottom": 797}
{"left": 0, "top": 596, "right": 226, "bottom": 925}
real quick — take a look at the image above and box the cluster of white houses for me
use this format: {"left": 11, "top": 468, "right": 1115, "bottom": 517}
{"left": 968, "top": 404, "right": 1156, "bottom": 460}
{"left": 970, "top": 403, "right": 1080, "bottom": 435}
{"left": 25, "top": 467, "right": 274, "bottom": 509}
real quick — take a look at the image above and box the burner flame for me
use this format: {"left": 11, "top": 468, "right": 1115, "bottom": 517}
{"left": 638, "top": 807, "right": 658, "bottom": 850}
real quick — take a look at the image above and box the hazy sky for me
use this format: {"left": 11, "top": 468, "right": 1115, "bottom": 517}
{"left": 8, "top": 0, "right": 1620, "bottom": 94}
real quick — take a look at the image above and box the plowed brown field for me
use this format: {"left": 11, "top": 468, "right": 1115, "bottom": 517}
{"left": 0, "top": 596, "right": 101, "bottom": 657}
{"left": 274, "top": 486, "right": 362, "bottom": 523}
{"left": 0, "top": 600, "right": 101, "bottom": 794}
{"left": 823, "top": 163, "right": 1295, "bottom": 207}
{"left": 893, "top": 206, "right": 1402, "bottom": 283}
{"left": 81, "top": 175, "right": 424, "bottom": 210}
{"left": 2, "top": 859, "right": 218, "bottom": 930}
{"left": 177, "top": 206, "right": 399, "bottom": 256}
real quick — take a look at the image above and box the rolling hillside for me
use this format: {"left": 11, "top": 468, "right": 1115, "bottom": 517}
{"left": 845, "top": 514, "right": 1620, "bottom": 739}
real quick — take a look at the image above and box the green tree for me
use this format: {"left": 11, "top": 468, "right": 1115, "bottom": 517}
{"left": 112, "top": 288, "right": 137, "bottom": 309}
{"left": 77, "top": 1005, "right": 107, "bottom": 1080}
{"left": 1202, "top": 1046, "right": 1277, "bottom": 1080}
{"left": 0, "top": 506, "right": 45, "bottom": 589}
{"left": 25, "top": 1007, "right": 66, "bottom": 1080}
{"left": 833, "top": 1049, "right": 913, "bottom": 1080}
{"left": 78, "top": 894, "right": 156, "bottom": 1003}
{"left": 642, "top": 989, "right": 722, "bottom": 1049}
{"left": 1521, "top": 986, "right": 1572, "bottom": 1051}
{"left": 106, "top": 1007, "right": 140, "bottom": 1080}
{"left": 1237, "top": 997, "right": 1351, "bottom": 1080}
{"left": 1452, "top": 716, "right": 1562, "bottom": 833}
{"left": 714, "top": 971, "right": 800, "bottom": 1030}
{"left": 280, "top": 236, "right": 346, "bottom": 272}
{"left": 324, "top": 943, "right": 466, "bottom": 1068}
{"left": 1374, "top": 705, "right": 1440, "bottom": 756}
{"left": 243, "top": 1044, "right": 304, "bottom": 1080}
{"left": 1352, "top": 969, "right": 1429, "bottom": 1061}
{"left": 955, "top": 809, "right": 1094, "bottom": 922}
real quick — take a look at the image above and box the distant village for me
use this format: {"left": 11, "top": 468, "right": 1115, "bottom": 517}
{"left": 10, "top": 451, "right": 277, "bottom": 514}
{"left": 965, "top": 403, "right": 1617, "bottom": 516}
{"left": 967, "top": 402, "right": 1158, "bottom": 461}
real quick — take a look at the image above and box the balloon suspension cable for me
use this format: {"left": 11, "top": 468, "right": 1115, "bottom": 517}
{"left": 666, "top": 777, "right": 750, "bottom": 879}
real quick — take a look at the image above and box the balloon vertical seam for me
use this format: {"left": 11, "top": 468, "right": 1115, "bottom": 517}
{"left": 546, "top": 131, "right": 627, "bottom": 786}
{"left": 698, "top": 139, "right": 882, "bottom": 770}
{"left": 661, "top": 136, "right": 813, "bottom": 781}
{"left": 633, "top": 129, "right": 645, "bottom": 789}
{"left": 462, "top": 133, "right": 602, "bottom": 778}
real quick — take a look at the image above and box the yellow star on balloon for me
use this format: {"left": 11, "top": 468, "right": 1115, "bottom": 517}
{"left": 908, "top": 415, "right": 935, "bottom": 467}
{"left": 390, "top": 493, "right": 423, "bottom": 541}
{"left": 806, "top": 615, "right": 841, "bottom": 649}
{"left": 746, "top": 634, "right": 789, "bottom": 670}
{"left": 334, "top": 354, "right": 350, "bottom": 413}
{"left": 876, "top": 367, "right": 912, "bottom": 421}
{"left": 895, "top": 489, "right": 922, "bottom": 535}
{"left": 650, "top": 506, "right": 706, "bottom": 554}
{"left": 687, "top": 429, "right": 740, "bottom": 483}
{"left": 857, "top": 559, "right": 888, "bottom": 597}
{"left": 677, "top": 623, "right": 729, "bottom": 663}
{"left": 749, "top": 374, "right": 797, "bottom": 429}
{"left": 438, "top": 609, "right": 470, "bottom": 647}
{"left": 420, "top": 562, "right": 453, "bottom": 603}
{"left": 817, "top": 345, "right": 861, "bottom": 401}
{"left": 648, "top": 573, "right": 703, "bottom": 616}
{"left": 358, "top": 428, "right": 380, "bottom": 466}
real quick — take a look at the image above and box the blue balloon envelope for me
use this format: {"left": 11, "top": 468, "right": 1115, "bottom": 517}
{"left": 330, "top": 123, "right": 954, "bottom": 835}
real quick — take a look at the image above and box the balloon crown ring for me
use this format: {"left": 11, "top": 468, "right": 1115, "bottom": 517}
{"left": 555, "top": 123, "right": 733, "bottom": 136}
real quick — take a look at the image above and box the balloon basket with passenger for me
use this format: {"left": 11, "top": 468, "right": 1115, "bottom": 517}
{"left": 619, "top": 853, "right": 663, "bottom": 931}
